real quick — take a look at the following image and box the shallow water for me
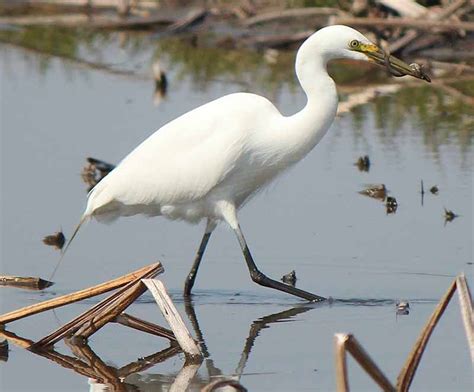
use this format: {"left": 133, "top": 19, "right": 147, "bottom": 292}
{"left": 1, "top": 32, "right": 473, "bottom": 391}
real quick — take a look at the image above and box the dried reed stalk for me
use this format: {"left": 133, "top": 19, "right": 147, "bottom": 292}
{"left": 0, "top": 329, "right": 34, "bottom": 349}
{"left": 456, "top": 275, "right": 474, "bottom": 361}
{"left": 33, "top": 263, "right": 161, "bottom": 348}
{"left": 396, "top": 279, "right": 457, "bottom": 391}
{"left": 115, "top": 313, "right": 176, "bottom": 342}
{"left": 334, "top": 333, "right": 395, "bottom": 392}
{"left": 67, "top": 341, "right": 125, "bottom": 391}
{"left": 73, "top": 280, "right": 146, "bottom": 339}
{"left": 116, "top": 345, "right": 181, "bottom": 377}
{"left": 37, "top": 348, "right": 101, "bottom": 380}
{"left": 143, "top": 279, "right": 202, "bottom": 361}
{"left": 0, "top": 263, "right": 162, "bottom": 325}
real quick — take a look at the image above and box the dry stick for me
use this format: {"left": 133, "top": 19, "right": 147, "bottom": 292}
{"left": 0, "top": 329, "right": 34, "bottom": 349}
{"left": 388, "top": 0, "right": 469, "bottom": 53}
{"left": 334, "top": 333, "right": 396, "bottom": 392}
{"left": 117, "top": 345, "right": 181, "bottom": 378}
{"left": 242, "top": 7, "right": 343, "bottom": 26}
{"left": 33, "top": 264, "right": 161, "bottom": 348}
{"left": 334, "top": 334, "right": 350, "bottom": 392}
{"left": 456, "top": 275, "right": 474, "bottom": 361}
{"left": 0, "top": 263, "right": 161, "bottom": 325}
{"left": 115, "top": 313, "right": 176, "bottom": 342}
{"left": 142, "top": 279, "right": 201, "bottom": 361}
{"left": 73, "top": 280, "right": 147, "bottom": 339}
{"left": 397, "top": 278, "right": 457, "bottom": 392}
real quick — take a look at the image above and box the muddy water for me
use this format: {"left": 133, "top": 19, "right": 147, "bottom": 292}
{"left": 1, "top": 32, "right": 472, "bottom": 391}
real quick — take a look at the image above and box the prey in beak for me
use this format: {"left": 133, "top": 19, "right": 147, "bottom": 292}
{"left": 350, "top": 41, "right": 431, "bottom": 82}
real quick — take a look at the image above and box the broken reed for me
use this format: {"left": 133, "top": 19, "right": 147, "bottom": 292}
{"left": 334, "top": 274, "right": 473, "bottom": 392}
{"left": 0, "top": 262, "right": 203, "bottom": 365}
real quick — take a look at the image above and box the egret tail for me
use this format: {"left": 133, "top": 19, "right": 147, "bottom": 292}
{"left": 49, "top": 215, "right": 87, "bottom": 280}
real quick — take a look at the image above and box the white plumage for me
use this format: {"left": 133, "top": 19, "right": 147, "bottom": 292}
{"left": 62, "top": 25, "right": 425, "bottom": 300}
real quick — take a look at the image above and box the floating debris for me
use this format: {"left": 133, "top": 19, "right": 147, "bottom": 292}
{"left": 444, "top": 208, "right": 458, "bottom": 223}
{"left": 42, "top": 231, "right": 65, "bottom": 250}
{"left": 0, "top": 276, "right": 53, "bottom": 290}
{"left": 281, "top": 270, "right": 297, "bottom": 286}
{"left": 430, "top": 185, "right": 439, "bottom": 195}
{"left": 359, "top": 184, "right": 386, "bottom": 201}
{"left": 396, "top": 301, "right": 410, "bottom": 315}
{"left": 386, "top": 196, "right": 398, "bottom": 214}
{"left": 152, "top": 60, "right": 168, "bottom": 107}
{"left": 355, "top": 155, "right": 370, "bottom": 172}
{"left": 81, "top": 157, "right": 116, "bottom": 191}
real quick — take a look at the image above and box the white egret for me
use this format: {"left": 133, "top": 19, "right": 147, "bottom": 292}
{"left": 62, "top": 25, "right": 428, "bottom": 301}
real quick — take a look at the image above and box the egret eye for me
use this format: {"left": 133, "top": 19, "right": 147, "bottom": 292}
{"left": 349, "top": 40, "right": 360, "bottom": 49}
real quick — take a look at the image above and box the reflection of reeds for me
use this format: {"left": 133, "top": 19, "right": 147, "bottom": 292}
{"left": 334, "top": 274, "right": 473, "bottom": 391}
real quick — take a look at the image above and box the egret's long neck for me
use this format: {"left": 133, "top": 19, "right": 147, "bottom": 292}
{"left": 284, "top": 47, "right": 338, "bottom": 160}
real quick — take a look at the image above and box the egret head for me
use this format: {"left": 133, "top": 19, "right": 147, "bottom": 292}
{"left": 297, "top": 25, "right": 430, "bottom": 82}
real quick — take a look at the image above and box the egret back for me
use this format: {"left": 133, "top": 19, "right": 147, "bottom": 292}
{"left": 84, "top": 92, "right": 282, "bottom": 222}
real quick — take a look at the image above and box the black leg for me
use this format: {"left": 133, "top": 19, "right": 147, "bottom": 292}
{"left": 233, "top": 224, "right": 326, "bottom": 302}
{"left": 184, "top": 226, "right": 213, "bottom": 296}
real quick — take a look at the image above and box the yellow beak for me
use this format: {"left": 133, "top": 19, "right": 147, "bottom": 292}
{"left": 354, "top": 43, "right": 431, "bottom": 82}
